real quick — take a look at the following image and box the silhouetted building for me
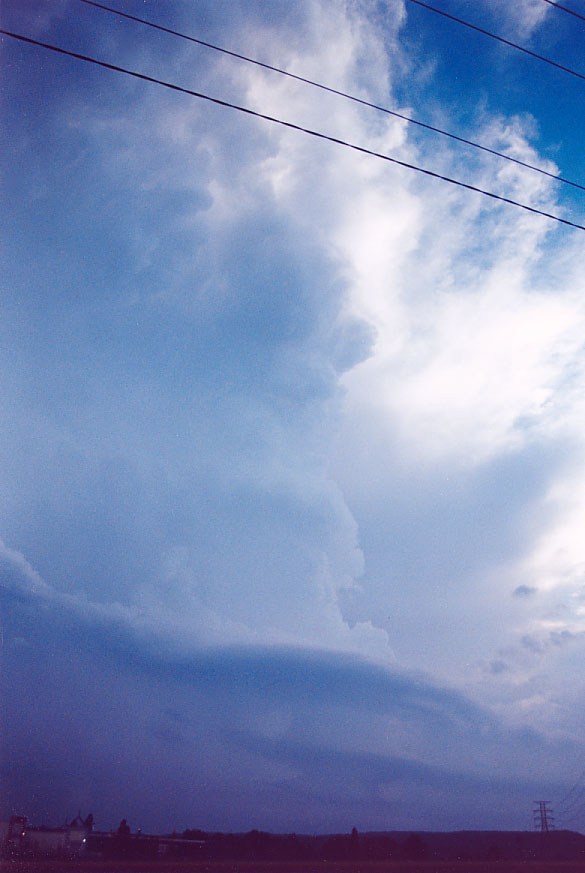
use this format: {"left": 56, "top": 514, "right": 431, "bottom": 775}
{"left": 1, "top": 814, "right": 91, "bottom": 859}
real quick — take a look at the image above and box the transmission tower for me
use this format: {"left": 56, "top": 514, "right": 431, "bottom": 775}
{"left": 533, "top": 800, "right": 555, "bottom": 832}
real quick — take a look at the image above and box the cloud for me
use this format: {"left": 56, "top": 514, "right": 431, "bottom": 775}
{"left": 2, "top": 0, "right": 585, "bottom": 832}
{"left": 1, "top": 553, "right": 579, "bottom": 831}
{"left": 2, "top": 0, "right": 406, "bottom": 660}
{"left": 513, "top": 585, "right": 537, "bottom": 598}
{"left": 436, "top": 0, "right": 559, "bottom": 42}
{"left": 489, "top": 660, "right": 509, "bottom": 675}
{"left": 0, "top": 538, "right": 49, "bottom": 598}
{"left": 337, "top": 147, "right": 584, "bottom": 469}
{"left": 485, "top": 0, "right": 555, "bottom": 40}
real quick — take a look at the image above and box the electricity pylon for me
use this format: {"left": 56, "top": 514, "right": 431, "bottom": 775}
{"left": 533, "top": 800, "right": 555, "bottom": 832}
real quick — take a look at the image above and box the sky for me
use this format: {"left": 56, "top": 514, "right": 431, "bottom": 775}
{"left": 2, "top": 0, "right": 585, "bottom": 835}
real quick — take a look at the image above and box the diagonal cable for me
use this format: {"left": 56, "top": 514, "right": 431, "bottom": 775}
{"left": 1, "top": 28, "right": 584, "bottom": 232}
{"left": 541, "top": 0, "right": 585, "bottom": 24}
{"left": 74, "top": 0, "right": 585, "bottom": 193}
{"left": 405, "top": 0, "right": 585, "bottom": 82}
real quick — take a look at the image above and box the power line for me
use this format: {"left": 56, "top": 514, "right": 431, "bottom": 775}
{"left": 556, "top": 784, "right": 585, "bottom": 831}
{"left": 555, "top": 767, "right": 585, "bottom": 811}
{"left": 556, "top": 797, "right": 585, "bottom": 828}
{"left": 557, "top": 786, "right": 585, "bottom": 815}
{"left": 558, "top": 806, "right": 585, "bottom": 827}
{"left": 2, "top": 27, "right": 584, "bottom": 232}
{"left": 541, "top": 0, "right": 585, "bottom": 24}
{"left": 405, "top": 0, "right": 585, "bottom": 83}
{"left": 74, "top": 0, "right": 585, "bottom": 193}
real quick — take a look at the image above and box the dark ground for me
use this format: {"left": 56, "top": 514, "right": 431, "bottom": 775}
{"left": 4, "top": 861, "right": 585, "bottom": 872}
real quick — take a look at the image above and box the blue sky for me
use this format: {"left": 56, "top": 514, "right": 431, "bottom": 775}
{"left": 2, "top": 0, "right": 585, "bottom": 834}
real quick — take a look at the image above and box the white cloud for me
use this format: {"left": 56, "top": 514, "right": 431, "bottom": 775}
{"left": 343, "top": 276, "right": 582, "bottom": 467}
{"left": 243, "top": 2, "right": 585, "bottom": 731}
{"left": 489, "top": 0, "right": 559, "bottom": 41}
{"left": 4, "top": 0, "right": 585, "bottom": 743}
{"left": 62, "top": 0, "right": 585, "bottom": 702}
{"left": 0, "top": 538, "right": 49, "bottom": 597}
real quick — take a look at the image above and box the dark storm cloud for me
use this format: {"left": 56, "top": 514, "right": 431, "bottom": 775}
{"left": 1, "top": 563, "right": 575, "bottom": 831}
{"left": 1, "top": 565, "right": 482, "bottom": 723}
{"left": 228, "top": 728, "right": 545, "bottom": 803}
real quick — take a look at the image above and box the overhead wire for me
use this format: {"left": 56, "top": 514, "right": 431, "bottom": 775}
{"left": 62, "top": 1, "right": 585, "bottom": 829}
{"left": 556, "top": 769, "right": 585, "bottom": 809}
{"left": 2, "top": 27, "right": 584, "bottom": 232}
{"left": 404, "top": 0, "right": 585, "bottom": 82}
{"left": 554, "top": 775, "right": 585, "bottom": 833}
{"left": 557, "top": 801, "right": 585, "bottom": 828}
{"left": 74, "top": 0, "right": 585, "bottom": 193}
{"left": 555, "top": 788, "right": 585, "bottom": 830}
{"left": 557, "top": 786, "right": 585, "bottom": 815}
{"left": 540, "top": 0, "right": 585, "bottom": 24}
